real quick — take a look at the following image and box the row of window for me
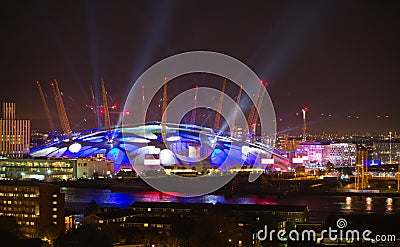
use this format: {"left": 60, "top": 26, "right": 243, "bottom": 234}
{"left": 0, "top": 187, "right": 37, "bottom": 192}
{"left": 0, "top": 212, "right": 37, "bottom": 218}
{"left": 1, "top": 200, "right": 36, "bottom": 206}
{"left": 0, "top": 193, "right": 38, "bottom": 198}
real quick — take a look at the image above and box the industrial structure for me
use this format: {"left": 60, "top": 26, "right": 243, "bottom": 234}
{"left": 0, "top": 102, "right": 30, "bottom": 158}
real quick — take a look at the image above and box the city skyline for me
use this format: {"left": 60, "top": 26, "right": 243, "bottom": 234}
{"left": 1, "top": 1, "right": 399, "bottom": 134}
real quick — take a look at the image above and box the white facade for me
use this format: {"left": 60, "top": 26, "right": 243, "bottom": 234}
{"left": 327, "top": 143, "right": 356, "bottom": 165}
{"left": 76, "top": 158, "right": 114, "bottom": 178}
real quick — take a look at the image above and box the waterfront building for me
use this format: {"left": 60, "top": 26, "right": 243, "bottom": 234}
{"left": 296, "top": 142, "right": 356, "bottom": 166}
{"left": 327, "top": 143, "right": 356, "bottom": 166}
{"left": 0, "top": 103, "right": 30, "bottom": 158}
{"left": 0, "top": 157, "right": 76, "bottom": 180}
{"left": 76, "top": 156, "right": 114, "bottom": 178}
{"left": 0, "top": 156, "right": 114, "bottom": 180}
{"left": 0, "top": 180, "right": 64, "bottom": 237}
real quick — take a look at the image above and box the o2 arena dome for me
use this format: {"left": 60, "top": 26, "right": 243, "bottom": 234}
{"left": 30, "top": 123, "right": 280, "bottom": 172}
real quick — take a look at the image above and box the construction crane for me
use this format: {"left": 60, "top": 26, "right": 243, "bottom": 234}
{"left": 51, "top": 80, "right": 72, "bottom": 140}
{"left": 90, "top": 84, "right": 99, "bottom": 128}
{"left": 36, "top": 81, "right": 55, "bottom": 133}
{"left": 247, "top": 81, "right": 263, "bottom": 131}
{"left": 230, "top": 84, "right": 242, "bottom": 130}
{"left": 190, "top": 85, "right": 199, "bottom": 125}
{"left": 214, "top": 78, "right": 227, "bottom": 131}
{"left": 101, "top": 78, "right": 111, "bottom": 130}
{"left": 251, "top": 81, "right": 267, "bottom": 135}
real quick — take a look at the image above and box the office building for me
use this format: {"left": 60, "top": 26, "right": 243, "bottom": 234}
{"left": 0, "top": 103, "right": 30, "bottom": 158}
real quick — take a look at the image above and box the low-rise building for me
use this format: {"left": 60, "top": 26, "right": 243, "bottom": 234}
{"left": 0, "top": 156, "right": 114, "bottom": 180}
{"left": 0, "top": 157, "right": 76, "bottom": 180}
{"left": 76, "top": 157, "right": 114, "bottom": 178}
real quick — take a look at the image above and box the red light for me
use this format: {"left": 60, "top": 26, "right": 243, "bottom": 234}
{"left": 164, "top": 77, "right": 168, "bottom": 80}
{"left": 141, "top": 85, "right": 144, "bottom": 89}
{"left": 356, "top": 116, "right": 360, "bottom": 119}
{"left": 279, "top": 118, "right": 283, "bottom": 122}
{"left": 124, "top": 111, "right": 130, "bottom": 115}
{"left": 99, "top": 109, "right": 104, "bottom": 114}
{"left": 347, "top": 115, "right": 352, "bottom": 118}
{"left": 385, "top": 115, "right": 390, "bottom": 119}
{"left": 195, "top": 85, "right": 199, "bottom": 88}
{"left": 320, "top": 113, "right": 325, "bottom": 116}
{"left": 328, "top": 114, "right": 332, "bottom": 117}
{"left": 302, "top": 107, "right": 308, "bottom": 112}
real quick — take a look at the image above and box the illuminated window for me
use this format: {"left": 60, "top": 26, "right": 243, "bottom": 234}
{"left": 143, "top": 223, "right": 149, "bottom": 227}
{"left": 30, "top": 222, "right": 34, "bottom": 226}
{"left": 52, "top": 201, "right": 57, "bottom": 205}
{"left": 52, "top": 208, "right": 57, "bottom": 212}
{"left": 147, "top": 208, "right": 151, "bottom": 212}
{"left": 52, "top": 194, "right": 58, "bottom": 198}
{"left": 52, "top": 215, "right": 57, "bottom": 218}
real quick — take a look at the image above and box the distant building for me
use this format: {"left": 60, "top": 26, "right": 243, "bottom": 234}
{"left": 232, "top": 124, "right": 244, "bottom": 139}
{"left": 0, "top": 103, "right": 30, "bottom": 158}
{"left": 327, "top": 143, "right": 356, "bottom": 166}
{"left": 276, "top": 135, "right": 302, "bottom": 152}
{"left": 0, "top": 180, "right": 65, "bottom": 237}
{"left": 296, "top": 142, "right": 356, "bottom": 166}
{"left": 373, "top": 141, "right": 400, "bottom": 164}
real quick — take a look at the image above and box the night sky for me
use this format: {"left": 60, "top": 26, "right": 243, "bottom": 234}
{"left": 1, "top": 0, "right": 399, "bottom": 134}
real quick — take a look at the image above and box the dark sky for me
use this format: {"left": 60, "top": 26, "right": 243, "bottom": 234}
{"left": 1, "top": 0, "right": 399, "bottom": 135}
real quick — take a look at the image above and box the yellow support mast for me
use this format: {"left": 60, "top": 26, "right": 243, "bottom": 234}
{"left": 101, "top": 78, "right": 111, "bottom": 130}
{"left": 214, "top": 78, "right": 227, "bottom": 131}
{"left": 51, "top": 80, "right": 72, "bottom": 140}
{"left": 36, "top": 81, "right": 55, "bottom": 133}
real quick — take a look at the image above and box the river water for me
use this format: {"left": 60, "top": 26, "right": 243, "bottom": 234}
{"left": 62, "top": 187, "right": 400, "bottom": 223}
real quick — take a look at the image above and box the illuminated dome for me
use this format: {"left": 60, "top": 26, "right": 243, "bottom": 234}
{"left": 30, "top": 123, "right": 281, "bottom": 171}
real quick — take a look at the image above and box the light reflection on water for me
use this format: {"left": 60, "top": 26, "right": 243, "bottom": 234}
{"left": 62, "top": 187, "right": 400, "bottom": 223}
